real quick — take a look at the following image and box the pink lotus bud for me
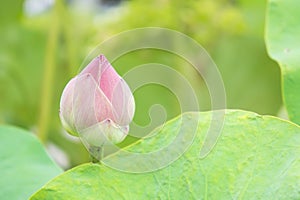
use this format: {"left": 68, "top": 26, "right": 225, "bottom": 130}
{"left": 59, "top": 55, "right": 135, "bottom": 146}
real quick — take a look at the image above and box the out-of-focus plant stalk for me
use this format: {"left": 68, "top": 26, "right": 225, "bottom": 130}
{"left": 37, "top": 0, "right": 61, "bottom": 143}
{"left": 61, "top": 2, "right": 77, "bottom": 76}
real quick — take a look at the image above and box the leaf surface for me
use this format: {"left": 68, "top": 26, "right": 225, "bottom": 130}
{"left": 31, "top": 110, "right": 300, "bottom": 199}
{"left": 266, "top": 0, "right": 300, "bottom": 124}
{"left": 0, "top": 126, "right": 62, "bottom": 200}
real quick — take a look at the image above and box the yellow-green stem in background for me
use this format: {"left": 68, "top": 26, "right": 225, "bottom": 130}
{"left": 37, "top": 0, "right": 61, "bottom": 143}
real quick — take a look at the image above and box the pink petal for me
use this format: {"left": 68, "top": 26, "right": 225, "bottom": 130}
{"left": 77, "top": 54, "right": 135, "bottom": 126}
{"left": 94, "top": 84, "right": 116, "bottom": 123}
{"left": 72, "top": 73, "right": 115, "bottom": 131}
{"left": 59, "top": 78, "right": 77, "bottom": 135}
{"left": 110, "top": 79, "right": 135, "bottom": 125}
{"left": 98, "top": 55, "right": 135, "bottom": 125}
{"left": 79, "top": 56, "right": 102, "bottom": 84}
{"left": 80, "top": 54, "right": 120, "bottom": 101}
{"left": 98, "top": 54, "right": 121, "bottom": 101}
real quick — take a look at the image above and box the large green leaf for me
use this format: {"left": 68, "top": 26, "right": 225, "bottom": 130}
{"left": 31, "top": 110, "right": 300, "bottom": 199}
{"left": 0, "top": 126, "right": 63, "bottom": 200}
{"left": 265, "top": 0, "right": 300, "bottom": 124}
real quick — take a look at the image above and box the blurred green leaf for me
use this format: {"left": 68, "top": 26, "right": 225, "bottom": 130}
{"left": 0, "top": 0, "right": 24, "bottom": 25}
{"left": 266, "top": 0, "right": 300, "bottom": 125}
{"left": 31, "top": 110, "right": 300, "bottom": 199}
{"left": 0, "top": 125, "right": 62, "bottom": 200}
{"left": 0, "top": 26, "right": 46, "bottom": 127}
{"left": 97, "top": 0, "right": 281, "bottom": 117}
{"left": 212, "top": 36, "right": 281, "bottom": 114}
{"left": 0, "top": 0, "right": 285, "bottom": 168}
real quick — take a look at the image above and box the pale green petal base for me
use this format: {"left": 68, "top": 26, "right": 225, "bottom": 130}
{"left": 78, "top": 119, "right": 128, "bottom": 161}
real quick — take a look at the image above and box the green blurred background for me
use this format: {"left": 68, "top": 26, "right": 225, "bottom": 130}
{"left": 0, "top": 0, "right": 282, "bottom": 169}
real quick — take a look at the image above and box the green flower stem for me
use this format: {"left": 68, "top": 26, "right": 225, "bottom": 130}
{"left": 37, "top": 0, "right": 61, "bottom": 143}
{"left": 89, "top": 146, "right": 103, "bottom": 163}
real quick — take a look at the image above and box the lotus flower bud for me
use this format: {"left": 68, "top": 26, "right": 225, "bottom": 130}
{"left": 59, "top": 55, "right": 135, "bottom": 146}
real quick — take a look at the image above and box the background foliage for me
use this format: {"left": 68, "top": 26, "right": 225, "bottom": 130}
{"left": 2, "top": 0, "right": 300, "bottom": 199}
{"left": 0, "top": 0, "right": 282, "bottom": 168}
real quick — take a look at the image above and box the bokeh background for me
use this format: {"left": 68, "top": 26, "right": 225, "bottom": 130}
{"left": 0, "top": 0, "right": 282, "bottom": 169}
